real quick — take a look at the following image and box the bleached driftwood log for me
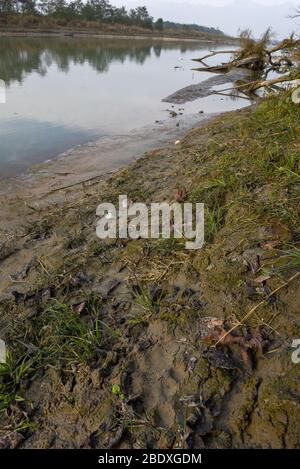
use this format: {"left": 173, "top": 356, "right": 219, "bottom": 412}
{"left": 192, "top": 34, "right": 300, "bottom": 97}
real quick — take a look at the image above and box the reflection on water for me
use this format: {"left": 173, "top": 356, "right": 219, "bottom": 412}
{"left": 0, "top": 37, "right": 244, "bottom": 178}
{"left": 0, "top": 37, "right": 207, "bottom": 85}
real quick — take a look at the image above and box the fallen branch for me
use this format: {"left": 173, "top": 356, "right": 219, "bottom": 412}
{"left": 213, "top": 90, "right": 251, "bottom": 100}
{"left": 247, "top": 74, "right": 298, "bottom": 92}
{"left": 38, "top": 174, "right": 106, "bottom": 199}
{"left": 268, "top": 37, "right": 300, "bottom": 55}
{"left": 192, "top": 32, "right": 300, "bottom": 97}
{"left": 214, "top": 271, "right": 300, "bottom": 347}
{"left": 192, "top": 50, "right": 236, "bottom": 63}
{"left": 193, "top": 55, "right": 263, "bottom": 73}
{"left": 218, "top": 73, "right": 298, "bottom": 95}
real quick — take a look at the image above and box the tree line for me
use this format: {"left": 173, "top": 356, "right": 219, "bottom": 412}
{"left": 0, "top": 0, "right": 164, "bottom": 30}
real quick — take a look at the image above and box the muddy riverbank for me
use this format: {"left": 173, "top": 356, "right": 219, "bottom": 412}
{"left": 0, "top": 94, "right": 300, "bottom": 449}
{"left": 0, "top": 112, "right": 215, "bottom": 233}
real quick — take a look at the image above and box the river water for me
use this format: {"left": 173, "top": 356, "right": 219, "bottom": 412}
{"left": 0, "top": 36, "right": 246, "bottom": 178}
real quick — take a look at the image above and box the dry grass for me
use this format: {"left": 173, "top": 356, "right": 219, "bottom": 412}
{"left": 234, "top": 28, "right": 272, "bottom": 61}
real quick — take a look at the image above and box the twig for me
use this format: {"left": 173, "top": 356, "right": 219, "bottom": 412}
{"left": 192, "top": 50, "right": 235, "bottom": 62}
{"left": 215, "top": 271, "right": 300, "bottom": 346}
{"left": 218, "top": 74, "right": 297, "bottom": 95}
{"left": 213, "top": 90, "right": 251, "bottom": 101}
{"left": 38, "top": 174, "right": 105, "bottom": 199}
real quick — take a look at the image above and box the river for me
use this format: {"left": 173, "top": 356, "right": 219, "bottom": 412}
{"left": 0, "top": 35, "right": 246, "bottom": 178}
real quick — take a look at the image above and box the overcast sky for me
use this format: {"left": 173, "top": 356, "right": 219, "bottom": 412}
{"left": 112, "top": 0, "right": 300, "bottom": 37}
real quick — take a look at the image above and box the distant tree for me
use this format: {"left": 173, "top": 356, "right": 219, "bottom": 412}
{"left": 0, "top": 0, "right": 15, "bottom": 14}
{"left": 80, "top": 0, "right": 93, "bottom": 20}
{"left": 81, "top": 0, "right": 112, "bottom": 21}
{"left": 0, "top": 0, "right": 166, "bottom": 31}
{"left": 18, "top": 0, "right": 37, "bottom": 14}
{"left": 111, "top": 5, "right": 128, "bottom": 24}
{"left": 130, "top": 6, "right": 152, "bottom": 28}
{"left": 92, "top": 0, "right": 111, "bottom": 20}
{"left": 38, "top": 0, "right": 64, "bottom": 16}
{"left": 292, "top": 6, "right": 300, "bottom": 17}
{"left": 68, "top": 0, "right": 84, "bottom": 19}
{"left": 51, "top": 0, "right": 67, "bottom": 17}
{"left": 0, "top": 0, "right": 37, "bottom": 16}
{"left": 155, "top": 17, "right": 163, "bottom": 31}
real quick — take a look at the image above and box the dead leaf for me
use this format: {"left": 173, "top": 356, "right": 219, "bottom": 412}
{"left": 202, "top": 326, "right": 267, "bottom": 371}
{"left": 72, "top": 302, "right": 86, "bottom": 315}
{"left": 254, "top": 274, "right": 271, "bottom": 284}
{"left": 175, "top": 188, "right": 187, "bottom": 203}
{"left": 262, "top": 240, "right": 280, "bottom": 251}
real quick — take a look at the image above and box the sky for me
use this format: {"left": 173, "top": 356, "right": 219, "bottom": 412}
{"left": 112, "top": 0, "right": 300, "bottom": 38}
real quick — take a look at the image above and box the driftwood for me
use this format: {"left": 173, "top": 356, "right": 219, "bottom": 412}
{"left": 192, "top": 50, "right": 236, "bottom": 63}
{"left": 218, "top": 74, "right": 299, "bottom": 99}
{"left": 193, "top": 55, "right": 264, "bottom": 73}
{"left": 247, "top": 74, "right": 298, "bottom": 92}
{"left": 193, "top": 35, "right": 300, "bottom": 97}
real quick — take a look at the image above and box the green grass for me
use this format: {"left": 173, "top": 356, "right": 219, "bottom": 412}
{"left": 0, "top": 352, "right": 34, "bottom": 411}
{"left": 0, "top": 294, "right": 117, "bottom": 412}
{"left": 263, "top": 247, "right": 300, "bottom": 275}
{"left": 31, "top": 294, "right": 120, "bottom": 368}
{"left": 128, "top": 286, "right": 163, "bottom": 325}
{"left": 134, "top": 288, "right": 159, "bottom": 313}
{"left": 150, "top": 238, "right": 185, "bottom": 256}
{"left": 205, "top": 206, "right": 227, "bottom": 243}
{"left": 190, "top": 172, "right": 236, "bottom": 243}
{"left": 35, "top": 301, "right": 103, "bottom": 366}
{"left": 187, "top": 91, "right": 300, "bottom": 246}
{"left": 235, "top": 29, "right": 268, "bottom": 59}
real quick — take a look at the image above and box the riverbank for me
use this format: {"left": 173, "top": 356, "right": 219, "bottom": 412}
{"left": 0, "top": 26, "right": 236, "bottom": 44}
{"left": 1, "top": 93, "right": 300, "bottom": 448}
{"left": 0, "top": 112, "right": 215, "bottom": 232}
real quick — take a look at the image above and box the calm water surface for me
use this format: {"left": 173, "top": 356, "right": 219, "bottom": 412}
{"left": 0, "top": 36, "right": 245, "bottom": 178}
